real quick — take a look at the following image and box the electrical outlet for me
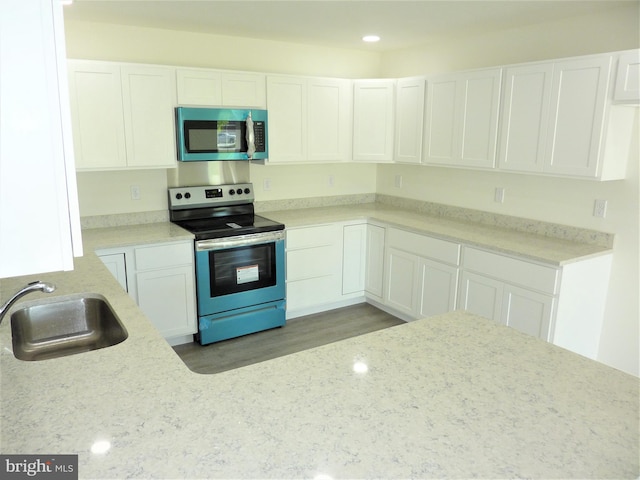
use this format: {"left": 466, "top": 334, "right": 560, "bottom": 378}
{"left": 494, "top": 187, "right": 505, "bottom": 203}
{"left": 593, "top": 199, "right": 608, "bottom": 218}
{"left": 328, "top": 175, "right": 335, "bottom": 187}
{"left": 130, "top": 185, "right": 140, "bottom": 200}
{"left": 395, "top": 175, "right": 403, "bottom": 188}
{"left": 263, "top": 178, "right": 271, "bottom": 191}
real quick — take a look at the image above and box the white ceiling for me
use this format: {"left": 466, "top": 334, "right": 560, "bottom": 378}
{"left": 63, "top": 0, "right": 636, "bottom": 52}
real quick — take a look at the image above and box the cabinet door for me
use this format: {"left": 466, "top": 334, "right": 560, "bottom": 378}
{"left": 424, "top": 69, "right": 501, "bottom": 168}
{"left": 68, "top": 61, "right": 127, "bottom": 169}
{"left": 384, "top": 247, "right": 420, "bottom": 316}
{"left": 98, "top": 253, "right": 128, "bottom": 291}
{"left": 545, "top": 56, "right": 612, "bottom": 177}
{"left": 222, "top": 72, "right": 266, "bottom": 108}
{"left": 121, "top": 65, "right": 177, "bottom": 168}
{"left": 394, "top": 77, "right": 425, "bottom": 164}
{"left": 458, "top": 68, "right": 501, "bottom": 168}
{"left": 176, "top": 68, "right": 222, "bottom": 106}
{"left": 342, "top": 224, "right": 366, "bottom": 295}
{"left": 613, "top": 50, "right": 640, "bottom": 103}
{"left": 498, "top": 63, "right": 553, "bottom": 173}
{"left": 418, "top": 259, "right": 458, "bottom": 318}
{"left": 307, "top": 78, "right": 352, "bottom": 162}
{"left": 365, "top": 225, "right": 385, "bottom": 299}
{"left": 353, "top": 80, "right": 395, "bottom": 162}
{"left": 424, "top": 75, "right": 459, "bottom": 164}
{"left": 0, "top": 0, "right": 82, "bottom": 278}
{"left": 459, "top": 271, "right": 503, "bottom": 322}
{"left": 266, "top": 75, "right": 307, "bottom": 163}
{"left": 136, "top": 266, "right": 197, "bottom": 338}
{"left": 501, "top": 285, "right": 554, "bottom": 340}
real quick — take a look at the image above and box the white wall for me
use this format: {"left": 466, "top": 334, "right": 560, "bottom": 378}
{"left": 377, "top": 4, "right": 639, "bottom": 376}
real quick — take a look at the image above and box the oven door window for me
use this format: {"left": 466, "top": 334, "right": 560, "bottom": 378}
{"left": 184, "top": 120, "right": 247, "bottom": 153}
{"left": 208, "top": 243, "right": 276, "bottom": 297}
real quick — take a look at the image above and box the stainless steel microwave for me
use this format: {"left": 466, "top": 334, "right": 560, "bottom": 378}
{"left": 176, "top": 107, "right": 268, "bottom": 161}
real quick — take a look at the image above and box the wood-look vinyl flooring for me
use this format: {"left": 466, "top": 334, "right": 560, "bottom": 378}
{"left": 173, "top": 303, "right": 405, "bottom": 374}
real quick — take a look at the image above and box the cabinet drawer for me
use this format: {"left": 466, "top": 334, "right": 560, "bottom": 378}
{"left": 287, "top": 245, "right": 337, "bottom": 281}
{"left": 463, "top": 247, "right": 559, "bottom": 294}
{"left": 135, "top": 242, "right": 193, "bottom": 270}
{"left": 286, "top": 225, "right": 338, "bottom": 249}
{"left": 387, "top": 228, "right": 460, "bottom": 265}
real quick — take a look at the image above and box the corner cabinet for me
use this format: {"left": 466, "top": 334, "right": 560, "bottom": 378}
{"left": 266, "top": 75, "right": 352, "bottom": 163}
{"left": 0, "top": 0, "right": 82, "bottom": 278}
{"left": 352, "top": 79, "right": 396, "bottom": 162}
{"left": 498, "top": 52, "right": 637, "bottom": 180}
{"left": 423, "top": 68, "right": 502, "bottom": 169}
{"left": 68, "top": 60, "right": 177, "bottom": 170}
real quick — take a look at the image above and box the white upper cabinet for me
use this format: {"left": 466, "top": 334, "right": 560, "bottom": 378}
{"left": 68, "top": 60, "right": 177, "bottom": 171}
{"left": 176, "top": 68, "right": 266, "bottom": 107}
{"left": 176, "top": 69, "right": 222, "bottom": 105}
{"left": 498, "top": 63, "right": 553, "bottom": 173}
{"left": 499, "top": 53, "right": 636, "bottom": 180}
{"left": 120, "top": 66, "right": 177, "bottom": 169}
{"left": 424, "top": 68, "right": 502, "bottom": 169}
{"left": 266, "top": 75, "right": 351, "bottom": 163}
{"left": 394, "top": 77, "right": 426, "bottom": 164}
{"left": 545, "top": 56, "right": 612, "bottom": 178}
{"left": 266, "top": 75, "right": 307, "bottom": 163}
{"left": 0, "top": 0, "right": 82, "bottom": 278}
{"left": 353, "top": 79, "right": 396, "bottom": 162}
{"left": 613, "top": 49, "right": 640, "bottom": 103}
{"left": 68, "top": 62, "right": 127, "bottom": 169}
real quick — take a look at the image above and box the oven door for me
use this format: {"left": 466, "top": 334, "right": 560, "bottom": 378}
{"left": 195, "top": 231, "right": 285, "bottom": 316}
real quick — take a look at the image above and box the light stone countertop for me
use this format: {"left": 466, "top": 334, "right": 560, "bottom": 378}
{"left": 0, "top": 209, "right": 632, "bottom": 479}
{"left": 259, "top": 203, "right": 612, "bottom": 265}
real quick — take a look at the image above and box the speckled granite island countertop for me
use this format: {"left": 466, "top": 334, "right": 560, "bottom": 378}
{"left": 258, "top": 202, "right": 613, "bottom": 265}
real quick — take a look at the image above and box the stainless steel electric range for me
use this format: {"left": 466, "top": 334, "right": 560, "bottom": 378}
{"left": 168, "top": 183, "right": 285, "bottom": 345}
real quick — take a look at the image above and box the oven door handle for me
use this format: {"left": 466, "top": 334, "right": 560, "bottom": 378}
{"left": 196, "top": 230, "right": 285, "bottom": 251}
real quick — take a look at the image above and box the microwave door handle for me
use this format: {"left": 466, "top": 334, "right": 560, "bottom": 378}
{"left": 245, "top": 112, "right": 256, "bottom": 159}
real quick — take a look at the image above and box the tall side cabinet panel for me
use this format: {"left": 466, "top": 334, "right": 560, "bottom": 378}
{"left": 0, "top": 0, "right": 82, "bottom": 278}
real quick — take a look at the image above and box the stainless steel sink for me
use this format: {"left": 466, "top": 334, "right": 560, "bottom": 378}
{"left": 11, "top": 293, "right": 128, "bottom": 361}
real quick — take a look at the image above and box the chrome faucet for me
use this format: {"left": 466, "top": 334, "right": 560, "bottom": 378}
{"left": 0, "top": 281, "right": 56, "bottom": 325}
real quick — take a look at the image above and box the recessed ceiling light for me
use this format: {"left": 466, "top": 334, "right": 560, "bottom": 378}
{"left": 362, "top": 35, "right": 381, "bottom": 43}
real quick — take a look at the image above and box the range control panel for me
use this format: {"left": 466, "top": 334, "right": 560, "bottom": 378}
{"left": 168, "top": 183, "right": 254, "bottom": 210}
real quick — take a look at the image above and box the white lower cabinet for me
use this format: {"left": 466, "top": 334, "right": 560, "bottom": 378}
{"left": 459, "top": 270, "right": 554, "bottom": 340}
{"left": 97, "top": 253, "right": 128, "bottom": 291}
{"left": 97, "top": 241, "right": 197, "bottom": 343}
{"left": 282, "top": 219, "right": 611, "bottom": 360}
{"left": 286, "top": 222, "right": 368, "bottom": 318}
{"left": 458, "top": 246, "right": 611, "bottom": 359}
{"left": 383, "top": 228, "right": 460, "bottom": 321}
{"left": 364, "top": 224, "right": 385, "bottom": 300}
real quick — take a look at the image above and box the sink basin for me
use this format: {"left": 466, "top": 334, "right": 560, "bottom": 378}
{"left": 10, "top": 293, "right": 128, "bottom": 361}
